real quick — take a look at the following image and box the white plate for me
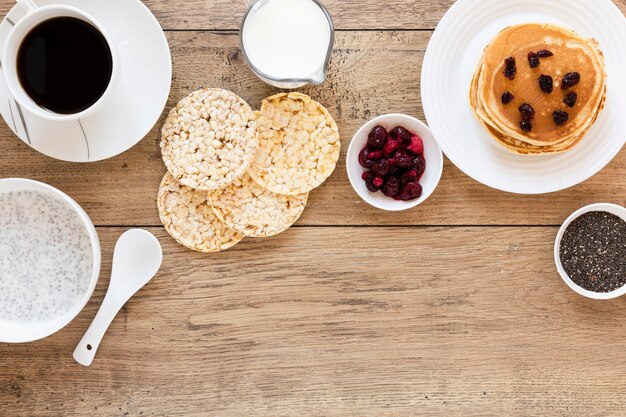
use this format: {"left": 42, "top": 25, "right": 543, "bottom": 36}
{"left": 421, "top": 0, "right": 626, "bottom": 194}
{"left": 0, "top": 0, "right": 172, "bottom": 162}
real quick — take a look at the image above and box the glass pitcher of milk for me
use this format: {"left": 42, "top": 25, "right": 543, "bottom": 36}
{"left": 240, "top": 0, "right": 334, "bottom": 89}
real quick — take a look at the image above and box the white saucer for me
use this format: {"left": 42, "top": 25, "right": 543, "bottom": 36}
{"left": 0, "top": 0, "right": 172, "bottom": 162}
{"left": 421, "top": 0, "right": 626, "bottom": 194}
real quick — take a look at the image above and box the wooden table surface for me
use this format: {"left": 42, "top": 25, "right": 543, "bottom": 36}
{"left": 1, "top": 1, "right": 626, "bottom": 416}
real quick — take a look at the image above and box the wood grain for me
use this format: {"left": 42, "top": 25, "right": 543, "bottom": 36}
{"left": 149, "top": 0, "right": 626, "bottom": 30}
{"left": 1, "top": 1, "right": 626, "bottom": 416}
{"left": 4, "top": 0, "right": 622, "bottom": 30}
{"left": 2, "top": 227, "right": 626, "bottom": 417}
{"left": 0, "top": 1, "right": 453, "bottom": 30}
{"left": 0, "top": 31, "right": 623, "bottom": 227}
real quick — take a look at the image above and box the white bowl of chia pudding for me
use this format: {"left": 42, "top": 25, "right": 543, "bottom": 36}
{"left": 0, "top": 179, "right": 101, "bottom": 343}
{"left": 554, "top": 203, "right": 626, "bottom": 300}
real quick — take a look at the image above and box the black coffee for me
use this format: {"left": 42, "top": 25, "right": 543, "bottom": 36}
{"left": 17, "top": 17, "right": 113, "bottom": 115}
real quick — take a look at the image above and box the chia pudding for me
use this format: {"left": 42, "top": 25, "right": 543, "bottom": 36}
{"left": 559, "top": 211, "right": 626, "bottom": 293}
{"left": 0, "top": 190, "right": 94, "bottom": 323}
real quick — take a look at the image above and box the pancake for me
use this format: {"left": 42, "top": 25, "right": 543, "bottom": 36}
{"left": 470, "top": 23, "right": 606, "bottom": 155}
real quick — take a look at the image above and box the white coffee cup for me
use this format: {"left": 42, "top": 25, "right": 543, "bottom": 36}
{"left": 2, "top": 0, "right": 119, "bottom": 122}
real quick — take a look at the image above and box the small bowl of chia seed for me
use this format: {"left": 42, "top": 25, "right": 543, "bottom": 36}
{"left": 555, "top": 203, "right": 626, "bottom": 300}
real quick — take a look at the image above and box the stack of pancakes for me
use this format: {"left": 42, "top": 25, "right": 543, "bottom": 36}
{"left": 470, "top": 23, "right": 606, "bottom": 155}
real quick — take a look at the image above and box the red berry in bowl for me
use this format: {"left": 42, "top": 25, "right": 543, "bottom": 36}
{"left": 382, "top": 138, "right": 400, "bottom": 157}
{"left": 410, "top": 155, "right": 426, "bottom": 178}
{"left": 367, "top": 150, "right": 383, "bottom": 161}
{"left": 399, "top": 182, "right": 423, "bottom": 201}
{"left": 407, "top": 135, "right": 424, "bottom": 155}
{"left": 363, "top": 172, "right": 380, "bottom": 192}
{"left": 357, "top": 124, "right": 429, "bottom": 204}
{"left": 371, "top": 159, "right": 390, "bottom": 176}
{"left": 393, "top": 150, "right": 413, "bottom": 168}
{"left": 390, "top": 126, "right": 412, "bottom": 144}
{"left": 359, "top": 147, "right": 375, "bottom": 168}
{"left": 388, "top": 165, "right": 400, "bottom": 175}
{"left": 399, "top": 170, "right": 418, "bottom": 186}
{"left": 367, "top": 126, "right": 388, "bottom": 149}
{"left": 382, "top": 176, "right": 400, "bottom": 198}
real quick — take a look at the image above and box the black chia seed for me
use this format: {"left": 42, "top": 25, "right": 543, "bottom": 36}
{"left": 559, "top": 211, "right": 626, "bottom": 293}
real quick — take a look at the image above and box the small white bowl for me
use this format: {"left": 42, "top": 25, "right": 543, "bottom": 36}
{"left": 554, "top": 203, "right": 626, "bottom": 300}
{"left": 346, "top": 114, "right": 443, "bottom": 211}
{"left": 0, "top": 179, "right": 101, "bottom": 343}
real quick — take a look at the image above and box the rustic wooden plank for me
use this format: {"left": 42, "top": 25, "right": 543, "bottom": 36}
{"left": 141, "top": 0, "right": 456, "bottom": 30}
{"left": 0, "top": 31, "right": 623, "bottom": 226}
{"left": 151, "top": 0, "right": 626, "bottom": 30}
{"left": 1, "top": 1, "right": 625, "bottom": 30}
{"left": 2, "top": 227, "right": 626, "bottom": 416}
{"left": 0, "top": 0, "right": 454, "bottom": 30}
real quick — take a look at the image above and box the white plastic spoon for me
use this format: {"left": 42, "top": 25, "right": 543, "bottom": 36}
{"left": 73, "top": 229, "right": 163, "bottom": 366}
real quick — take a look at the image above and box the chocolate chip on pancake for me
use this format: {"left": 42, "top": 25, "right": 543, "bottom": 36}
{"left": 537, "top": 49, "right": 554, "bottom": 58}
{"left": 561, "top": 72, "right": 581, "bottom": 89}
{"left": 539, "top": 75, "right": 553, "bottom": 93}
{"left": 501, "top": 91, "right": 514, "bottom": 104}
{"left": 504, "top": 57, "right": 516, "bottom": 80}
{"left": 553, "top": 110, "right": 569, "bottom": 126}
{"left": 563, "top": 92, "right": 578, "bottom": 108}
{"left": 520, "top": 121, "right": 533, "bottom": 132}
{"left": 519, "top": 103, "right": 535, "bottom": 121}
{"left": 528, "top": 52, "right": 540, "bottom": 68}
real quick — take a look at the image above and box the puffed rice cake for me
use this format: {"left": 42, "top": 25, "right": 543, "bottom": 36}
{"left": 208, "top": 173, "right": 308, "bottom": 238}
{"left": 247, "top": 93, "right": 340, "bottom": 196}
{"left": 157, "top": 172, "right": 243, "bottom": 252}
{"left": 161, "top": 88, "right": 258, "bottom": 191}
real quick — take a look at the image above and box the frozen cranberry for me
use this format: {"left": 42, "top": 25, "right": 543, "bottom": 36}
{"left": 359, "top": 147, "right": 375, "bottom": 168}
{"left": 373, "top": 177, "right": 384, "bottom": 188}
{"left": 367, "top": 126, "right": 388, "bottom": 149}
{"left": 367, "top": 150, "right": 383, "bottom": 161}
{"left": 361, "top": 171, "right": 370, "bottom": 181}
{"left": 363, "top": 172, "right": 380, "bottom": 192}
{"left": 390, "top": 126, "right": 412, "bottom": 144}
{"left": 382, "top": 176, "right": 400, "bottom": 198}
{"left": 365, "top": 180, "right": 379, "bottom": 192}
{"left": 382, "top": 138, "right": 401, "bottom": 157}
{"left": 371, "top": 159, "right": 390, "bottom": 176}
{"left": 388, "top": 165, "right": 400, "bottom": 176}
{"left": 393, "top": 150, "right": 413, "bottom": 168}
{"left": 399, "top": 170, "right": 418, "bottom": 186}
{"left": 407, "top": 135, "right": 424, "bottom": 155}
{"left": 411, "top": 156, "right": 426, "bottom": 178}
{"left": 399, "top": 182, "right": 423, "bottom": 201}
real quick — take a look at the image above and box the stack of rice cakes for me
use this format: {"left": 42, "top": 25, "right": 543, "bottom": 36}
{"left": 158, "top": 89, "right": 340, "bottom": 252}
